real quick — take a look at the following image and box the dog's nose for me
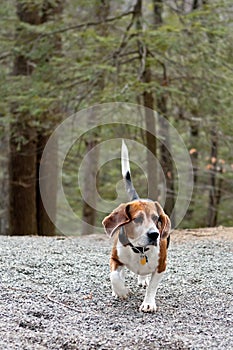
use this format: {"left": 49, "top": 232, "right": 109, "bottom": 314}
{"left": 147, "top": 229, "right": 159, "bottom": 241}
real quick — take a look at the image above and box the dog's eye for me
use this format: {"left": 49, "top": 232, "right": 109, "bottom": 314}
{"left": 151, "top": 214, "right": 158, "bottom": 222}
{"left": 133, "top": 216, "right": 143, "bottom": 224}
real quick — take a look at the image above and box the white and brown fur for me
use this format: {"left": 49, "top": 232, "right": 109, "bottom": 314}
{"left": 102, "top": 141, "right": 171, "bottom": 312}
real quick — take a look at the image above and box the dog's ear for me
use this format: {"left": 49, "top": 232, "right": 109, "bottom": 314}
{"left": 154, "top": 201, "right": 171, "bottom": 239}
{"left": 102, "top": 203, "right": 131, "bottom": 236}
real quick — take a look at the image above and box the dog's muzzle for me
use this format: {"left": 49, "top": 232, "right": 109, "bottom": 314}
{"left": 147, "top": 229, "right": 159, "bottom": 245}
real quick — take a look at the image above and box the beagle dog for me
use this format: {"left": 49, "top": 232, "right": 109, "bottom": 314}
{"left": 102, "top": 141, "right": 171, "bottom": 312}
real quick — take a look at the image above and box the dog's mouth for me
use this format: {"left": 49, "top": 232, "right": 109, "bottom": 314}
{"left": 147, "top": 240, "right": 158, "bottom": 247}
{"left": 131, "top": 236, "right": 158, "bottom": 248}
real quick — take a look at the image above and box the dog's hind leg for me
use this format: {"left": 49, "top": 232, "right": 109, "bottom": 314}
{"left": 138, "top": 274, "right": 151, "bottom": 288}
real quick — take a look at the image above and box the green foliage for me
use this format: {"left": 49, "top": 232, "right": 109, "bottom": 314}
{"left": 1, "top": 0, "right": 233, "bottom": 229}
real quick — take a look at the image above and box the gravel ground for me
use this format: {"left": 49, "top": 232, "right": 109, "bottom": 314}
{"left": 0, "top": 229, "right": 232, "bottom": 350}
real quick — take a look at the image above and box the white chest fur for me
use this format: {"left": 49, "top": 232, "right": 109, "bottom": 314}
{"left": 117, "top": 243, "right": 160, "bottom": 276}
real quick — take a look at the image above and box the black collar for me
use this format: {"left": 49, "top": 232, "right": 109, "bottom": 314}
{"left": 119, "top": 226, "right": 149, "bottom": 254}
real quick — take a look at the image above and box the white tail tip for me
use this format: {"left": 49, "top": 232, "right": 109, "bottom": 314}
{"left": 121, "top": 140, "right": 130, "bottom": 177}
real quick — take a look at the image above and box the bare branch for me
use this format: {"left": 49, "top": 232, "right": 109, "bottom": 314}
{"left": 112, "top": 3, "right": 143, "bottom": 67}
{"left": 43, "top": 10, "right": 134, "bottom": 36}
{"left": 0, "top": 52, "right": 12, "bottom": 61}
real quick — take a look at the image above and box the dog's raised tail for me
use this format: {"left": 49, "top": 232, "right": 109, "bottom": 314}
{"left": 121, "top": 140, "right": 139, "bottom": 201}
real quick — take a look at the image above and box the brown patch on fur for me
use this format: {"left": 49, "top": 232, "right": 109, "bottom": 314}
{"left": 125, "top": 201, "right": 161, "bottom": 239}
{"left": 128, "top": 201, "right": 158, "bottom": 219}
{"left": 110, "top": 234, "right": 124, "bottom": 272}
{"left": 102, "top": 200, "right": 171, "bottom": 240}
{"left": 110, "top": 246, "right": 124, "bottom": 271}
{"left": 154, "top": 201, "right": 171, "bottom": 238}
{"left": 157, "top": 238, "right": 168, "bottom": 273}
{"left": 102, "top": 203, "right": 130, "bottom": 236}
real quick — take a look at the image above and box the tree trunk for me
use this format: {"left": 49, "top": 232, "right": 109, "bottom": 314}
{"left": 81, "top": 136, "right": 100, "bottom": 235}
{"left": 185, "top": 118, "right": 199, "bottom": 221}
{"left": 152, "top": 0, "right": 175, "bottom": 222}
{"left": 9, "top": 1, "right": 62, "bottom": 235}
{"left": 153, "top": 0, "right": 163, "bottom": 26}
{"left": 0, "top": 121, "right": 9, "bottom": 235}
{"left": 37, "top": 135, "right": 58, "bottom": 236}
{"left": 9, "top": 125, "right": 38, "bottom": 235}
{"left": 81, "top": 0, "right": 110, "bottom": 235}
{"left": 183, "top": 1, "right": 202, "bottom": 223}
{"left": 207, "top": 127, "right": 221, "bottom": 227}
{"left": 157, "top": 94, "right": 175, "bottom": 225}
{"left": 143, "top": 68, "right": 158, "bottom": 200}
{"left": 190, "top": 121, "right": 199, "bottom": 184}
{"left": 192, "top": 0, "right": 199, "bottom": 10}
{"left": 136, "top": 0, "right": 158, "bottom": 200}
{"left": 9, "top": 1, "right": 38, "bottom": 235}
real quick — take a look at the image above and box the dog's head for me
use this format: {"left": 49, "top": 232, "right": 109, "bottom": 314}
{"left": 102, "top": 200, "right": 171, "bottom": 246}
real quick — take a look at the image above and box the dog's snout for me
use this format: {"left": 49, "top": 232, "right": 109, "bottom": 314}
{"left": 147, "top": 229, "right": 159, "bottom": 241}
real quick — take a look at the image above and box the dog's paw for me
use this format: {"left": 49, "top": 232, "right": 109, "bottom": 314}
{"left": 111, "top": 270, "right": 129, "bottom": 299}
{"left": 112, "top": 287, "right": 129, "bottom": 299}
{"left": 139, "top": 300, "right": 157, "bottom": 313}
{"left": 138, "top": 275, "right": 150, "bottom": 288}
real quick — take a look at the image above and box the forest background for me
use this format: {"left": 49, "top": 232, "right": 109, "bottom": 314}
{"left": 0, "top": 0, "right": 232, "bottom": 236}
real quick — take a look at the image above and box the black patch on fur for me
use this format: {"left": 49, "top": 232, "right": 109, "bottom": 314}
{"left": 126, "top": 171, "right": 131, "bottom": 181}
{"left": 124, "top": 170, "right": 139, "bottom": 201}
{"left": 166, "top": 235, "right": 170, "bottom": 248}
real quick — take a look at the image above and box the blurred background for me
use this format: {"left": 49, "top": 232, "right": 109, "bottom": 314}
{"left": 0, "top": 0, "right": 232, "bottom": 236}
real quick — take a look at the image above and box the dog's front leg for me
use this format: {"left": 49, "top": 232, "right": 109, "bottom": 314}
{"left": 110, "top": 251, "right": 129, "bottom": 298}
{"left": 139, "top": 271, "right": 164, "bottom": 312}
{"left": 110, "top": 266, "right": 129, "bottom": 299}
